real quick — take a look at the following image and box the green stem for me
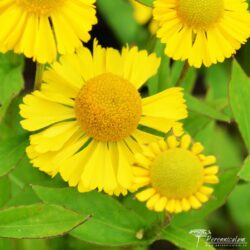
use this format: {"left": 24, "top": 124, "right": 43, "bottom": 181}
{"left": 34, "top": 63, "right": 44, "bottom": 90}
{"left": 176, "top": 61, "right": 190, "bottom": 87}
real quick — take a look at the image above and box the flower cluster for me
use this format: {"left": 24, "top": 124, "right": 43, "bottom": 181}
{"left": 0, "top": 0, "right": 248, "bottom": 215}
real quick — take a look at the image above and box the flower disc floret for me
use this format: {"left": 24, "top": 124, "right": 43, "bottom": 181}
{"left": 75, "top": 73, "right": 142, "bottom": 142}
{"left": 177, "top": 0, "right": 224, "bottom": 29}
{"left": 151, "top": 148, "right": 203, "bottom": 198}
{"left": 16, "top": 0, "right": 64, "bottom": 15}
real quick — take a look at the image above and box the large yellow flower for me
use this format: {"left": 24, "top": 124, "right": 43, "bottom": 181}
{"left": 153, "top": 0, "right": 250, "bottom": 68}
{"left": 20, "top": 41, "right": 187, "bottom": 196}
{"left": 0, "top": 0, "right": 97, "bottom": 63}
{"left": 133, "top": 134, "right": 219, "bottom": 213}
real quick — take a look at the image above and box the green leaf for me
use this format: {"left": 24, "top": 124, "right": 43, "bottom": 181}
{"left": 185, "top": 93, "right": 230, "bottom": 122}
{"left": 136, "top": 0, "right": 153, "bottom": 7}
{"left": 0, "top": 204, "right": 87, "bottom": 239}
{"left": 171, "top": 168, "right": 239, "bottom": 227}
{"left": 0, "top": 135, "right": 28, "bottom": 177}
{"left": 229, "top": 60, "right": 250, "bottom": 152}
{"left": 33, "top": 186, "right": 147, "bottom": 246}
{"left": 97, "top": 0, "right": 148, "bottom": 45}
{"left": 160, "top": 226, "right": 215, "bottom": 250}
{"left": 0, "top": 52, "right": 24, "bottom": 121}
{"left": 6, "top": 186, "right": 41, "bottom": 207}
{"left": 0, "top": 176, "right": 11, "bottom": 208}
{"left": 10, "top": 155, "right": 66, "bottom": 188}
{"left": 228, "top": 183, "right": 250, "bottom": 228}
{"left": 0, "top": 96, "right": 26, "bottom": 141}
{"left": 228, "top": 183, "right": 250, "bottom": 244}
{"left": 239, "top": 156, "right": 250, "bottom": 181}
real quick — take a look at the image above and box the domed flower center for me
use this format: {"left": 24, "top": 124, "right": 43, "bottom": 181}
{"left": 150, "top": 148, "right": 204, "bottom": 198}
{"left": 75, "top": 73, "right": 142, "bottom": 142}
{"left": 16, "top": 0, "right": 65, "bottom": 15}
{"left": 177, "top": 0, "right": 224, "bottom": 29}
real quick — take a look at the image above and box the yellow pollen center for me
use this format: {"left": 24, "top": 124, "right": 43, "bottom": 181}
{"left": 177, "top": 0, "right": 224, "bottom": 29}
{"left": 16, "top": 0, "right": 65, "bottom": 15}
{"left": 75, "top": 73, "right": 142, "bottom": 142}
{"left": 150, "top": 148, "right": 204, "bottom": 198}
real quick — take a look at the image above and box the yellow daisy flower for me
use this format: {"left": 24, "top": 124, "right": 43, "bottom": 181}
{"left": 153, "top": 0, "right": 250, "bottom": 68}
{"left": 133, "top": 133, "right": 219, "bottom": 213}
{"left": 0, "top": 0, "right": 97, "bottom": 63}
{"left": 19, "top": 41, "right": 187, "bottom": 196}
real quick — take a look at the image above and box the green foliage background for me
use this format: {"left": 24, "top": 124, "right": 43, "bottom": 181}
{"left": 0, "top": 0, "right": 250, "bottom": 249}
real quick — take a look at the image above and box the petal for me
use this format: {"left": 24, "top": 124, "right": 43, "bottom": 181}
{"left": 122, "top": 46, "right": 160, "bottom": 89}
{"left": 20, "top": 91, "right": 75, "bottom": 131}
{"left": 142, "top": 87, "right": 187, "bottom": 120}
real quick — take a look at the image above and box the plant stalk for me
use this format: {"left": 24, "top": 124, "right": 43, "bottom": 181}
{"left": 176, "top": 61, "right": 190, "bottom": 87}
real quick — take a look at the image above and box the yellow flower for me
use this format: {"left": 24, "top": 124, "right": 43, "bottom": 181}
{"left": 129, "top": 0, "right": 159, "bottom": 34}
{"left": 133, "top": 133, "right": 219, "bottom": 213}
{"left": 129, "top": 0, "right": 152, "bottom": 25}
{"left": 19, "top": 41, "right": 188, "bottom": 196}
{"left": 0, "top": 0, "right": 97, "bottom": 63}
{"left": 153, "top": 0, "right": 250, "bottom": 68}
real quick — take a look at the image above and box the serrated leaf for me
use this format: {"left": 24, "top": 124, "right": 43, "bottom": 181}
{"left": 33, "top": 186, "right": 147, "bottom": 246}
{"left": 171, "top": 168, "right": 239, "bottom": 227}
{"left": 0, "top": 135, "right": 28, "bottom": 177}
{"left": 0, "top": 204, "right": 87, "bottom": 239}
{"left": 239, "top": 156, "right": 250, "bottom": 181}
{"left": 229, "top": 60, "right": 250, "bottom": 152}
{"left": 160, "top": 226, "right": 215, "bottom": 250}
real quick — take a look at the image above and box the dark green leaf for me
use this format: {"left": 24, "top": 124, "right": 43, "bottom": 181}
{"left": 33, "top": 186, "right": 147, "bottom": 246}
{"left": 0, "top": 204, "right": 87, "bottom": 239}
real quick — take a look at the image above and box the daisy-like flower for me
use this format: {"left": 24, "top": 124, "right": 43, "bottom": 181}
{"left": 19, "top": 41, "right": 187, "bottom": 196}
{"left": 0, "top": 0, "right": 97, "bottom": 63}
{"left": 153, "top": 0, "right": 250, "bottom": 68}
{"left": 133, "top": 133, "right": 219, "bottom": 213}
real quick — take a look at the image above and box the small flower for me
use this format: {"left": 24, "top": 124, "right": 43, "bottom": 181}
{"left": 129, "top": 0, "right": 152, "bottom": 25}
{"left": 133, "top": 133, "right": 219, "bottom": 213}
{"left": 153, "top": 0, "right": 250, "bottom": 68}
{"left": 20, "top": 41, "right": 188, "bottom": 196}
{"left": 129, "top": 0, "right": 159, "bottom": 34}
{"left": 0, "top": 0, "right": 97, "bottom": 63}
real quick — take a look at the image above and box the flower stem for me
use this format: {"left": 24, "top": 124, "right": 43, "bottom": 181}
{"left": 34, "top": 63, "right": 44, "bottom": 90}
{"left": 176, "top": 61, "right": 190, "bottom": 87}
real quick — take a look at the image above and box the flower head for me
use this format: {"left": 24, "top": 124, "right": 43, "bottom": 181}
{"left": 0, "top": 0, "right": 97, "bottom": 63}
{"left": 133, "top": 133, "right": 219, "bottom": 213}
{"left": 153, "top": 0, "right": 250, "bottom": 68}
{"left": 20, "top": 41, "right": 188, "bottom": 196}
